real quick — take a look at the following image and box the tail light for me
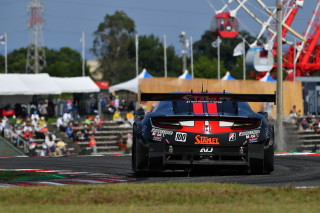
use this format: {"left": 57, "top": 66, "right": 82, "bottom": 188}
{"left": 152, "top": 119, "right": 195, "bottom": 130}
{"left": 219, "top": 120, "right": 260, "bottom": 130}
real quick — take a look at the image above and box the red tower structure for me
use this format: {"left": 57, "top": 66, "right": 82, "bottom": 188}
{"left": 26, "top": 0, "right": 46, "bottom": 74}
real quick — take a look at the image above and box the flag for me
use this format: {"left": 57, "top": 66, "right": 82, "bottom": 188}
{"left": 233, "top": 42, "right": 245, "bottom": 56}
{"left": 211, "top": 37, "right": 221, "bottom": 48}
{"left": 0, "top": 34, "right": 6, "bottom": 45}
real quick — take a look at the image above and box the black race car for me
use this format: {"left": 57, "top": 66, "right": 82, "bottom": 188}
{"left": 132, "top": 91, "right": 276, "bottom": 174}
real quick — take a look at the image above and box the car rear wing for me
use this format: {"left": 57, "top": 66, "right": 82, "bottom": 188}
{"left": 140, "top": 92, "right": 276, "bottom": 104}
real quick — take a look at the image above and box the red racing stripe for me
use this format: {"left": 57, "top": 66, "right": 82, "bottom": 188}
{"left": 207, "top": 102, "right": 218, "bottom": 114}
{"left": 193, "top": 103, "right": 204, "bottom": 115}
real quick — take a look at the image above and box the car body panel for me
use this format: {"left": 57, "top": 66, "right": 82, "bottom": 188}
{"left": 132, "top": 92, "right": 275, "bottom": 173}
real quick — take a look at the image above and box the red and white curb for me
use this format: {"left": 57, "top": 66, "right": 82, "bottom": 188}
{"left": 0, "top": 169, "right": 136, "bottom": 187}
{"left": 275, "top": 152, "right": 320, "bottom": 156}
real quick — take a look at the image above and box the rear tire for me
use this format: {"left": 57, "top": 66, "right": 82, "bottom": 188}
{"left": 132, "top": 127, "right": 148, "bottom": 174}
{"left": 264, "top": 125, "right": 275, "bottom": 173}
{"left": 249, "top": 158, "right": 263, "bottom": 174}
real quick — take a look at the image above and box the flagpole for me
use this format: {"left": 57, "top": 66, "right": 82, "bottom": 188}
{"left": 81, "top": 31, "right": 85, "bottom": 76}
{"left": 4, "top": 33, "right": 8, "bottom": 74}
{"left": 136, "top": 34, "right": 139, "bottom": 77}
{"left": 163, "top": 34, "right": 167, "bottom": 78}
{"left": 242, "top": 38, "right": 246, "bottom": 80}
{"left": 190, "top": 36, "right": 194, "bottom": 78}
{"left": 218, "top": 36, "right": 220, "bottom": 80}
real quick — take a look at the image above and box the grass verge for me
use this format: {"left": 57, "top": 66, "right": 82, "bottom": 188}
{"left": 0, "top": 182, "right": 319, "bottom": 212}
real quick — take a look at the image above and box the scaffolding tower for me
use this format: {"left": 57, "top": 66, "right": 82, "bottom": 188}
{"left": 26, "top": 0, "right": 46, "bottom": 73}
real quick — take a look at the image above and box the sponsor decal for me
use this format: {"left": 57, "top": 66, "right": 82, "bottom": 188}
{"left": 203, "top": 125, "right": 211, "bottom": 134}
{"left": 246, "top": 134, "right": 259, "bottom": 139}
{"left": 249, "top": 138, "right": 258, "bottom": 143}
{"left": 151, "top": 128, "right": 173, "bottom": 137}
{"left": 239, "top": 130, "right": 260, "bottom": 136}
{"left": 153, "top": 136, "right": 162, "bottom": 141}
{"left": 194, "top": 135, "right": 219, "bottom": 145}
{"left": 175, "top": 132, "right": 187, "bottom": 142}
{"left": 229, "top": 133, "right": 236, "bottom": 141}
{"left": 200, "top": 147, "right": 213, "bottom": 153}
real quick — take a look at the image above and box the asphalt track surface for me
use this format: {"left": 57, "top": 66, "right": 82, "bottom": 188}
{"left": 1, "top": 155, "right": 320, "bottom": 187}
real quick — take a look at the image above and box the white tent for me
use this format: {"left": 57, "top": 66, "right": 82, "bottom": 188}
{"left": 0, "top": 74, "right": 33, "bottom": 95}
{"left": 178, "top": 70, "right": 192, "bottom": 79}
{"left": 19, "top": 73, "right": 61, "bottom": 95}
{"left": 222, "top": 71, "right": 236, "bottom": 80}
{"left": 52, "top": 76, "right": 100, "bottom": 93}
{"left": 0, "top": 74, "right": 100, "bottom": 95}
{"left": 259, "top": 72, "right": 276, "bottom": 82}
{"left": 109, "top": 69, "right": 152, "bottom": 93}
{"left": 0, "top": 73, "right": 61, "bottom": 95}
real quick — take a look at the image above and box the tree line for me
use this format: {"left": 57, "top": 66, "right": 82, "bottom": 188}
{"left": 0, "top": 10, "right": 257, "bottom": 85}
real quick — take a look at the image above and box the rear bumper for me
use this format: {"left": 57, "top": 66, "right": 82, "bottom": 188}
{"left": 147, "top": 143, "right": 265, "bottom": 168}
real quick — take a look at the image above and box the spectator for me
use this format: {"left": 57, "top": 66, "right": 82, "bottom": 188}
{"left": 63, "top": 111, "right": 72, "bottom": 125}
{"left": 94, "top": 115, "right": 103, "bottom": 131}
{"left": 45, "top": 132, "right": 56, "bottom": 156}
{"left": 28, "top": 138, "right": 38, "bottom": 157}
{"left": 23, "top": 128, "right": 33, "bottom": 142}
{"left": 126, "top": 111, "right": 134, "bottom": 125}
{"left": 114, "top": 95, "right": 120, "bottom": 110}
{"left": 126, "top": 132, "right": 133, "bottom": 153}
{"left": 300, "top": 118, "right": 308, "bottom": 130}
{"left": 56, "top": 115, "right": 66, "bottom": 132}
{"left": 39, "top": 116, "right": 47, "bottom": 128}
{"left": 39, "top": 102, "right": 48, "bottom": 119}
{"left": 117, "top": 133, "right": 127, "bottom": 152}
{"left": 290, "top": 105, "right": 297, "bottom": 119}
{"left": 89, "top": 135, "right": 97, "bottom": 154}
{"left": 34, "top": 124, "right": 44, "bottom": 139}
{"left": 31, "top": 111, "right": 40, "bottom": 124}
{"left": 113, "top": 110, "right": 122, "bottom": 122}
{"left": 65, "top": 123, "right": 74, "bottom": 141}
{"left": 56, "top": 140, "right": 67, "bottom": 156}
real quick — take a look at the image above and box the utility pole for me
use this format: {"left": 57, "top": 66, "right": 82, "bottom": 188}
{"left": 163, "top": 34, "right": 167, "bottom": 78}
{"left": 190, "top": 36, "right": 194, "bottom": 78}
{"left": 276, "top": 0, "right": 285, "bottom": 151}
{"left": 180, "top": 31, "right": 187, "bottom": 74}
{"left": 4, "top": 33, "right": 7, "bottom": 74}
{"left": 26, "top": 0, "right": 46, "bottom": 74}
{"left": 135, "top": 34, "right": 139, "bottom": 77}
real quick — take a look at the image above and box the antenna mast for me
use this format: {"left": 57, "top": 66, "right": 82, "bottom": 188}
{"left": 26, "top": 0, "right": 46, "bottom": 73}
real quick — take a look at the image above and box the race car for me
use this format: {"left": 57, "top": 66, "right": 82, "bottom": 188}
{"left": 132, "top": 91, "right": 276, "bottom": 174}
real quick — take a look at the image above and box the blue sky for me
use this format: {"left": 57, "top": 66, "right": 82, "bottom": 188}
{"left": 0, "top": 0, "right": 317, "bottom": 60}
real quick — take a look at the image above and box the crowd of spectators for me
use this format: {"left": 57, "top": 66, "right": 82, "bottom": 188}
{"left": 0, "top": 110, "right": 66, "bottom": 157}
{"left": 287, "top": 105, "right": 320, "bottom": 133}
{"left": 0, "top": 92, "right": 142, "bottom": 156}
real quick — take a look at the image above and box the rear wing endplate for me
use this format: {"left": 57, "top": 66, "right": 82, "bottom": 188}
{"left": 141, "top": 92, "right": 276, "bottom": 104}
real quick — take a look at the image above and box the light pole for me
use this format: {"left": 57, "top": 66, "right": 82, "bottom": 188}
{"left": 276, "top": 0, "right": 285, "bottom": 151}
{"left": 179, "top": 31, "right": 187, "bottom": 74}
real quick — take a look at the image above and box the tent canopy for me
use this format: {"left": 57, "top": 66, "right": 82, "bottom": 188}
{"left": 178, "top": 70, "right": 192, "bottom": 79}
{"left": 259, "top": 72, "right": 276, "bottom": 82}
{"left": 0, "top": 74, "right": 99, "bottom": 95}
{"left": 109, "top": 69, "right": 152, "bottom": 93}
{"left": 0, "top": 73, "right": 61, "bottom": 95}
{"left": 52, "top": 77, "right": 100, "bottom": 93}
{"left": 222, "top": 71, "right": 235, "bottom": 80}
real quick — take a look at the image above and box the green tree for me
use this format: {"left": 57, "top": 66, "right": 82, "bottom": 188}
{"left": 0, "top": 47, "right": 85, "bottom": 76}
{"left": 92, "top": 10, "right": 136, "bottom": 84}
{"left": 192, "top": 30, "right": 257, "bottom": 79}
{"left": 127, "top": 34, "right": 181, "bottom": 77}
{"left": 43, "top": 47, "right": 85, "bottom": 77}
{"left": 193, "top": 55, "right": 226, "bottom": 79}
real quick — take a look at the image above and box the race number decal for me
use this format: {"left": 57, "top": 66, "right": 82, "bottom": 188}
{"left": 175, "top": 132, "right": 187, "bottom": 142}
